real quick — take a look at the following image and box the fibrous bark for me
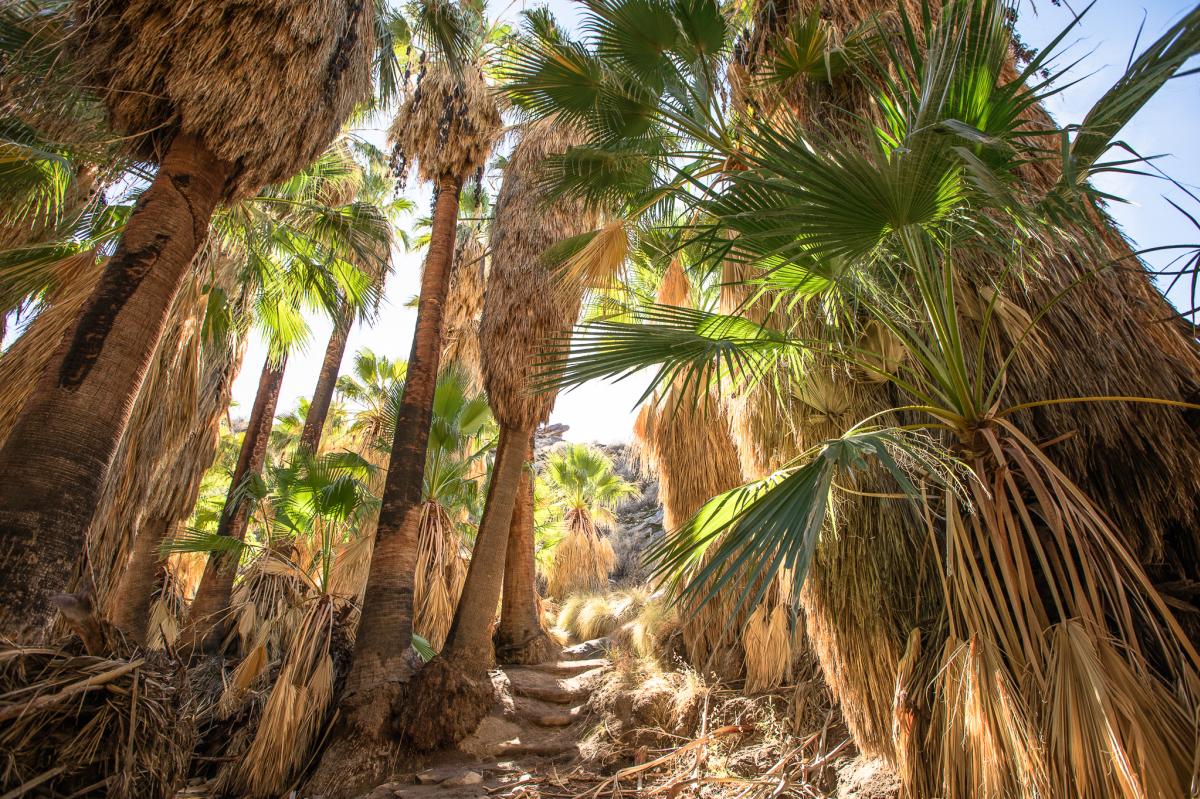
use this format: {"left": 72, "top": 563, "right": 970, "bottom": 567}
{"left": 495, "top": 430, "right": 559, "bottom": 665}
{"left": 0, "top": 134, "right": 230, "bottom": 640}
{"left": 186, "top": 353, "right": 286, "bottom": 652}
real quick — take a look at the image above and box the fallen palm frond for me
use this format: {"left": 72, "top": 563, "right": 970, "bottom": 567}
{"left": 0, "top": 640, "right": 193, "bottom": 798}
{"left": 218, "top": 596, "right": 344, "bottom": 798}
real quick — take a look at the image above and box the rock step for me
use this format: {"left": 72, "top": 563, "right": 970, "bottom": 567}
{"left": 505, "top": 666, "right": 606, "bottom": 705}
{"left": 526, "top": 658, "right": 609, "bottom": 676}
{"left": 512, "top": 695, "right": 586, "bottom": 728}
{"left": 560, "top": 638, "right": 610, "bottom": 661}
{"left": 493, "top": 738, "right": 579, "bottom": 758}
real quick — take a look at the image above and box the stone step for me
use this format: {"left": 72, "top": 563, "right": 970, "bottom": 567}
{"left": 512, "top": 695, "right": 587, "bottom": 728}
{"left": 493, "top": 738, "right": 579, "bottom": 758}
{"left": 505, "top": 666, "right": 607, "bottom": 705}
{"left": 560, "top": 638, "right": 610, "bottom": 661}
{"left": 525, "top": 658, "right": 609, "bottom": 677}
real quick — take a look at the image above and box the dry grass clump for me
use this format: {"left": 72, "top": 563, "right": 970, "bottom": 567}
{"left": 390, "top": 62, "right": 502, "bottom": 184}
{"left": 581, "top": 653, "right": 849, "bottom": 797}
{"left": 556, "top": 588, "right": 681, "bottom": 664}
{"left": 74, "top": 0, "right": 375, "bottom": 199}
{"left": 0, "top": 639, "right": 194, "bottom": 798}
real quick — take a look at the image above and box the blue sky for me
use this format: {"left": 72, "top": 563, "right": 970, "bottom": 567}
{"left": 230, "top": 0, "right": 1200, "bottom": 444}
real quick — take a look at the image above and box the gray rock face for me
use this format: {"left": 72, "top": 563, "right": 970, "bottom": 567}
{"left": 533, "top": 425, "right": 665, "bottom": 585}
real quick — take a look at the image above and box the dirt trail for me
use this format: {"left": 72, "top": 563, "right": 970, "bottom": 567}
{"left": 353, "top": 642, "right": 611, "bottom": 799}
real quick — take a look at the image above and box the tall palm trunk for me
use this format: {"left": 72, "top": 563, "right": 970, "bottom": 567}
{"left": 300, "top": 306, "right": 353, "bottom": 452}
{"left": 395, "top": 424, "right": 531, "bottom": 751}
{"left": 187, "top": 353, "right": 286, "bottom": 650}
{"left": 0, "top": 133, "right": 231, "bottom": 640}
{"left": 495, "top": 430, "right": 558, "bottom": 664}
{"left": 444, "top": 425, "right": 529, "bottom": 667}
{"left": 341, "top": 174, "right": 463, "bottom": 697}
{"left": 110, "top": 514, "right": 171, "bottom": 646}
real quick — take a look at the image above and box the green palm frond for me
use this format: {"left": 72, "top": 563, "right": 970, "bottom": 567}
{"left": 539, "top": 303, "right": 794, "bottom": 405}
{"left": 648, "top": 428, "right": 965, "bottom": 613}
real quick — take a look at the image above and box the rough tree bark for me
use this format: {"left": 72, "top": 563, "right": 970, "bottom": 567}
{"left": 300, "top": 305, "right": 353, "bottom": 453}
{"left": 494, "top": 430, "right": 559, "bottom": 664}
{"left": 305, "top": 174, "right": 464, "bottom": 795}
{"left": 110, "top": 514, "right": 172, "bottom": 646}
{"left": 395, "top": 424, "right": 531, "bottom": 751}
{"left": 0, "top": 133, "right": 231, "bottom": 640}
{"left": 186, "top": 354, "right": 286, "bottom": 651}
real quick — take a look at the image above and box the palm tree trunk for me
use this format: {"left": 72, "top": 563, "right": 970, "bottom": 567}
{"left": 306, "top": 175, "right": 464, "bottom": 795}
{"left": 300, "top": 305, "right": 353, "bottom": 452}
{"left": 495, "top": 430, "right": 558, "bottom": 664}
{"left": 187, "top": 353, "right": 286, "bottom": 651}
{"left": 391, "top": 424, "right": 531, "bottom": 752}
{"left": 341, "top": 174, "right": 464, "bottom": 695}
{"left": 110, "top": 514, "right": 172, "bottom": 646}
{"left": 0, "top": 133, "right": 230, "bottom": 640}
{"left": 443, "top": 424, "right": 530, "bottom": 669}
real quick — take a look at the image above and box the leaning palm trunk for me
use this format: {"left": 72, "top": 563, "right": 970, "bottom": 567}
{"left": 730, "top": 1, "right": 1200, "bottom": 795}
{"left": 301, "top": 305, "right": 354, "bottom": 453}
{"left": 398, "top": 118, "right": 599, "bottom": 750}
{"left": 309, "top": 61, "right": 501, "bottom": 795}
{"left": 0, "top": 135, "right": 231, "bottom": 639}
{"left": 495, "top": 432, "right": 556, "bottom": 664}
{"left": 0, "top": 0, "right": 373, "bottom": 640}
{"left": 187, "top": 353, "right": 287, "bottom": 652}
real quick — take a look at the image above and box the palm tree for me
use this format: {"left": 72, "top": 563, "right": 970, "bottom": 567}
{"left": 0, "top": 0, "right": 376, "bottom": 638}
{"left": 517, "top": 1, "right": 1200, "bottom": 795}
{"left": 541, "top": 443, "right": 637, "bottom": 599}
{"left": 311, "top": 1, "right": 502, "bottom": 785}
{"left": 392, "top": 115, "right": 601, "bottom": 751}
{"left": 299, "top": 148, "right": 413, "bottom": 453}
{"left": 184, "top": 155, "right": 392, "bottom": 652}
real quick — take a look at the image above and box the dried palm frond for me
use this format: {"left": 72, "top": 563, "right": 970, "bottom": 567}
{"left": 560, "top": 218, "right": 632, "bottom": 293}
{"left": 75, "top": 0, "right": 376, "bottom": 199}
{"left": 743, "top": 602, "right": 791, "bottom": 693}
{"left": 220, "top": 597, "right": 341, "bottom": 798}
{"left": 415, "top": 501, "right": 468, "bottom": 650}
{"left": 0, "top": 640, "right": 194, "bottom": 798}
{"left": 442, "top": 234, "right": 488, "bottom": 386}
{"left": 0, "top": 251, "right": 102, "bottom": 445}
{"left": 480, "top": 116, "right": 598, "bottom": 429}
{"left": 545, "top": 509, "right": 616, "bottom": 600}
{"left": 390, "top": 62, "right": 501, "bottom": 184}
